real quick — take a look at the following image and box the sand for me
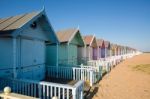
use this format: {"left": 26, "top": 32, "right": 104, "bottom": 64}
{"left": 93, "top": 53, "right": 150, "bottom": 99}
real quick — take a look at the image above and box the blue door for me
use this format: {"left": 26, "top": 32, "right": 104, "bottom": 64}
{"left": 20, "top": 39, "right": 45, "bottom": 80}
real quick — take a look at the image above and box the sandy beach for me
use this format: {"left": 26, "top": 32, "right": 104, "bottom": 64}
{"left": 93, "top": 53, "right": 150, "bottom": 99}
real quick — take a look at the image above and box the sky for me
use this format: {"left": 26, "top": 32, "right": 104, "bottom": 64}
{"left": 0, "top": 0, "right": 150, "bottom": 52}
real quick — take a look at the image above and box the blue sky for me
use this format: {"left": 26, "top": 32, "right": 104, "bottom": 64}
{"left": 0, "top": 0, "right": 150, "bottom": 51}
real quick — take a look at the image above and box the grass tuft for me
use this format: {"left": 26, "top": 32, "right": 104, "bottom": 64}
{"left": 132, "top": 64, "right": 150, "bottom": 74}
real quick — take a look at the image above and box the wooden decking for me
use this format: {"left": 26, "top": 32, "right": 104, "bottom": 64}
{"left": 44, "top": 77, "right": 77, "bottom": 86}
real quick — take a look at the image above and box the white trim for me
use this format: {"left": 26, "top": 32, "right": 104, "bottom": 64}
{"left": 89, "top": 35, "right": 94, "bottom": 46}
{"left": 89, "top": 35, "right": 97, "bottom": 47}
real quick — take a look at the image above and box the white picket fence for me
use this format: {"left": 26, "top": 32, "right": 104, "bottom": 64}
{"left": 0, "top": 77, "right": 84, "bottom": 99}
{"left": 72, "top": 67, "right": 96, "bottom": 86}
{"left": 47, "top": 66, "right": 74, "bottom": 80}
{"left": 80, "top": 65, "right": 103, "bottom": 80}
{"left": 87, "top": 60, "right": 111, "bottom": 72}
{"left": 86, "top": 55, "right": 125, "bottom": 73}
{"left": 46, "top": 66, "right": 97, "bottom": 86}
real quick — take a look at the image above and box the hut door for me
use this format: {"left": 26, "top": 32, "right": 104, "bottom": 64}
{"left": 20, "top": 39, "right": 45, "bottom": 80}
{"left": 33, "top": 40, "right": 45, "bottom": 80}
{"left": 93, "top": 48, "right": 97, "bottom": 60}
{"left": 101, "top": 48, "right": 105, "bottom": 58}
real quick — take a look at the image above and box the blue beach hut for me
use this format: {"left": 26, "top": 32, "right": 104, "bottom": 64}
{"left": 0, "top": 9, "right": 59, "bottom": 81}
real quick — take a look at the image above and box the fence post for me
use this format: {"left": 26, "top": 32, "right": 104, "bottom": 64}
{"left": 90, "top": 70, "right": 93, "bottom": 86}
{"left": 72, "top": 88, "right": 76, "bottom": 99}
{"left": 38, "top": 84, "right": 42, "bottom": 98}
{"left": 80, "top": 64, "right": 83, "bottom": 67}
{"left": 80, "top": 87, "right": 83, "bottom": 99}
{"left": 73, "top": 68, "right": 75, "bottom": 80}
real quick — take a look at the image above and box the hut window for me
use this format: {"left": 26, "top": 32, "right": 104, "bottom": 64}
{"left": 30, "top": 21, "right": 37, "bottom": 29}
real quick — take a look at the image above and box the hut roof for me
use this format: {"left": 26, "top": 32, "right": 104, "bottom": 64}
{"left": 56, "top": 28, "right": 77, "bottom": 43}
{"left": 104, "top": 41, "right": 110, "bottom": 48}
{"left": 97, "top": 39, "right": 104, "bottom": 47}
{"left": 0, "top": 10, "right": 59, "bottom": 43}
{"left": 56, "top": 28, "right": 84, "bottom": 46}
{"left": 0, "top": 12, "right": 39, "bottom": 34}
{"left": 83, "top": 35, "right": 94, "bottom": 46}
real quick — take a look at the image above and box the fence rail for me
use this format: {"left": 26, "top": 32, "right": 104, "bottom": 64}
{"left": 47, "top": 66, "right": 74, "bottom": 80}
{"left": 73, "top": 67, "right": 96, "bottom": 86}
{"left": 0, "top": 77, "right": 84, "bottom": 99}
{"left": 46, "top": 66, "right": 97, "bottom": 86}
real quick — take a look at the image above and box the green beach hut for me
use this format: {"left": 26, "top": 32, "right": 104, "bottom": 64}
{"left": 46, "top": 28, "right": 85, "bottom": 67}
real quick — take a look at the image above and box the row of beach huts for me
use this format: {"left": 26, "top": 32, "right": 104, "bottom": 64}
{"left": 0, "top": 9, "right": 142, "bottom": 99}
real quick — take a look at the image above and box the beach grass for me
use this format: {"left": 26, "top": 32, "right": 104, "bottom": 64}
{"left": 132, "top": 64, "right": 150, "bottom": 74}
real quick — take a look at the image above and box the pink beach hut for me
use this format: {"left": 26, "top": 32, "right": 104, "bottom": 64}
{"left": 83, "top": 35, "right": 98, "bottom": 61}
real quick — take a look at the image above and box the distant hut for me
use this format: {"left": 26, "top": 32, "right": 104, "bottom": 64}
{"left": 83, "top": 35, "right": 98, "bottom": 60}
{"left": 97, "top": 39, "right": 105, "bottom": 59}
{"left": 0, "top": 10, "right": 59, "bottom": 80}
{"left": 115, "top": 44, "right": 119, "bottom": 56}
{"left": 122, "top": 46, "right": 126, "bottom": 55}
{"left": 104, "top": 41, "right": 111, "bottom": 58}
{"left": 120, "top": 45, "right": 124, "bottom": 56}
{"left": 117, "top": 45, "right": 121, "bottom": 56}
{"left": 110, "top": 43, "right": 116, "bottom": 57}
{"left": 46, "top": 28, "right": 85, "bottom": 67}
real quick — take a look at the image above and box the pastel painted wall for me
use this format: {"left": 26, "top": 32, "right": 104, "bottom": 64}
{"left": 93, "top": 48, "right": 97, "bottom": 60}
{"left": 46, "top": 45, "right": 57, "bottom": 66}
{"left": 68, "top": 44, "right": 77, "bottom": 66}
{"left": 0, "top": 18, "right": 55, "bottom": 81}
{"left": 98, "top": 47, "right": 101, "bottom": 59}
{"left": 77, "top": 46, "right": 87, "bottom": 65}
{"left": 101, "top": 48, "right": 105, "bottom": 58}
{"left": 85, "top": 46, "right": 91, "bottom": 61}
{"left": 46, "top": 31, "right": 84, "bottom": 67}
{"left": 57, "top": 44, "right": 78, "bottom": 66}
{"left": 59, "top": 32, "right": 84, "bottom": 66}
{"left": 58, "top": 44, "right": 68, "bottom": 66}
{"left": 0, "top": 38, "right": 13, "bottom": 78}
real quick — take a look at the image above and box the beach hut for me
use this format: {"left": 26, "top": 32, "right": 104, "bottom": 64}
{"left": 0, "top": 10, "right": 59, "bottom": 81}
{"left": 97, "top": 39, "right": 105, "bottom": 59}
{"left": 104, "top": 41, "right": 111, "bottom": 58}
{"left": 47, "top": 28, "right": 84, "bottom": 66}
{"left": 110, "top": 43, "right": 115, "bottom": 57}
{"left": 117, "top": 45, "right": 121, "bottom": 56}
{"left": 83, "top": 35, "right": 98, "bottom": 61}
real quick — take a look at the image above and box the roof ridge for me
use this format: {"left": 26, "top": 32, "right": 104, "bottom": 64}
{"left": 1, "top": 14, "right": 27, "bottom": 31}
{"left": 89, "top": 35, "right": 94, "bottom": 46}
